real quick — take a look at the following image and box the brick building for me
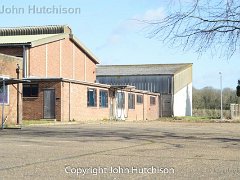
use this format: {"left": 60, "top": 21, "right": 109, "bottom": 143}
{"left": 97, "top": 64, "right": 193, "bottom": 117}
{"left": 0, "top": 53, "right": 23, "bottom": 125}
{"left": 0, "top": 25, "right": 159, "bottom": 122}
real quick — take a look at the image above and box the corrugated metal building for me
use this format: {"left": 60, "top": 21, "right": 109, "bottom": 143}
{"left": 96, "top": 63, "right": 193, "bottom": 117}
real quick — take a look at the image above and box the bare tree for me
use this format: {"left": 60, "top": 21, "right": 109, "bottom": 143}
{"left": 146, "top": 0, "right": 240, "bottom": 58}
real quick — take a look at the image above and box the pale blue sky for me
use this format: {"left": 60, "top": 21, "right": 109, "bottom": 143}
{"left": 0, "top": 0, "right": 239, "bottom": 89}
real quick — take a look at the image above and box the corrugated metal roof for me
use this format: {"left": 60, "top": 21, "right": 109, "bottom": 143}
{"left": 0, "top": 25, "right": 71, "bottom": 36}
{"left": 0, "top": 25, "right": 99, "bottom": 64}
{"left": 96, "top": 63, "right": 193, "bottom": 76}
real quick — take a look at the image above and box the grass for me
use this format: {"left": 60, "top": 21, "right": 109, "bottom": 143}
{"left": 22, "top": 120, "right": 55, "bottom": 126}
{"left": 158, "top": 116, "right": 240, "bottom": 123}
{"left": 173, "top": 116, "right": 217, "bottom": 122}
{"left": 4, "top": 117, "right": 239, "bottom": 128}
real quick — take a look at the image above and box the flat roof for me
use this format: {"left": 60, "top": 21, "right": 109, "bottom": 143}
{"left": 24, "top": 77, "right": 159, "bottom": 96}
{"left": 0, "top": 78, "right": 30, "bottom": 85}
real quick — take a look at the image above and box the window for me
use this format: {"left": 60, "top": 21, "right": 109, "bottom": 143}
{"left": 99, "top": 90, "right": 108, "bottom": 108}
{"left": 128, "top": 93, "right": 135, "bottom": 109}
{"left": 137, "top": 95, "right": 143, "bottom": 104}
{"left": 0, "top": 85, "right": 8, "bottom": 104}
{"left": 23, "top": 84, "right": 39, "bottom": 97}
{"left": 150, "top": 96, "right": 156, "bottom": 105}
{"left": 87, "top": 88, "right": 97, "bottom": 107}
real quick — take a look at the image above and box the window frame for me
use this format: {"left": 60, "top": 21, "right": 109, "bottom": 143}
{"left": 150, "top": 96, "right": 156, "bottom": 106}
{"left": 99, "top": 89, "right": 108, "bottom": 108}
{"left": 128, "top": 93, "right": 135, "bottom": 109}
{"left": 136, "top": 95, "right": 143, "bottom": 104}
{"left": 23, "top": 84, "right": 39, "bottom": 97}
{"left": 87, "top": 88, "right": 97, "bottom": 107}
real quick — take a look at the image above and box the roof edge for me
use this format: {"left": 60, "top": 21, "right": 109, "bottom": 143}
{"left": 24, "top": 77, "right": 159, "bottom": 95}
{"left": 0, "top": 25, "right": 71, "bottom": 36}
{"left": 97, "top": 63, "right": 193, "bottom": 67}
{"left": 70, "top": 34, "right": 99, "bottom": 64}
{"left": 31, "top": 34, "right": 68, "bottom": 47}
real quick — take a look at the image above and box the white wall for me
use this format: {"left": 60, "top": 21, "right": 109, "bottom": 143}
{"left": 173, "top": 83, "right": 192, "bottom": 116}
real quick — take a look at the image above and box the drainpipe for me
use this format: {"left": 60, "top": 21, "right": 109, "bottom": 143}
{"left": 16, "top": 64, "right": 20, "bottom": 125}
{"left": 1, "top": 78, "right": 5, "bottom": 129}
{"left": 171, "top": 76, "right": 174, "bottom": 117}
{"left": 142, "top": 93, "right": 144, "bottom": 120}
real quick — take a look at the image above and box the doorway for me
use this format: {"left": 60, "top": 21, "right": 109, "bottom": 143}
{"left": 43, "top": 89, "right": 55, "bottom": 119}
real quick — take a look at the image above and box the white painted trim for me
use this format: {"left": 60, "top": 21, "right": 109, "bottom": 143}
{"left": 45, "top": 44, "right": 48, "bottom": 77}
{"left": 72, "top": 43, "right": 75, "bottom": 79}
{"left": 26, "top": 48, "right": 29, "bottom": 77}
{"left": 84, "top": 54, "right": 86, "bottom": 81}
{"left": 59, "top": 40, "right": 62, "bottom": 77}
{"left": 23, "top": 46, "right": 27, "bottom": 78}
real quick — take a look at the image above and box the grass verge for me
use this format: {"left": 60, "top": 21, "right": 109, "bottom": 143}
{"left": 22, "top": 120, "right": 55, "bottom": 126}
{"left": 159, "top": 116, "right": 240, "bottom": 123}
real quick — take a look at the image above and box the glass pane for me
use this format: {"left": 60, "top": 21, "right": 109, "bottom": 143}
{"left": 31, "top": 85, "right": 39, "bottom": 96}
{"left": 88, "top": 88, "right": 97, "bottom": 107}
{"left": 0, "top": 85, "right": 8, "bottom": 103}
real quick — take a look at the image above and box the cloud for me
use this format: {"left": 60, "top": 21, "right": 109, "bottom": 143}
{"left": 140, "top": 7, "right": 165, "bottom": 21}
{"left": 122, "top": 7, "right": 165, "bottom": 31}
{"left": 96, "top": 7, "right": 165, "bottom": 51}
{"left": 96, "top": 34, "right": 121, "bottom": 51}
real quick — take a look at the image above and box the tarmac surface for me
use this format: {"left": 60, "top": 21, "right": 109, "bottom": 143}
{"left": 0, "top": 121, "right": 239, "bottom": 180}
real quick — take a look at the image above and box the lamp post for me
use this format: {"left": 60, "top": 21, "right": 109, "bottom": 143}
{"left": 219, "top": 72, "right": 223, "bottom": 120}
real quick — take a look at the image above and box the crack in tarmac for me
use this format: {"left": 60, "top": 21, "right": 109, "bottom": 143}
{"left": 0, "top": 140, "right": 155, "bottom": 172}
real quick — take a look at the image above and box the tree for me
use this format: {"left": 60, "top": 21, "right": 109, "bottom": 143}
{"left": 192, "top": 86, "right": 238, "bottom": 110}
{"left": 146, "top": 0, "right": 240, "bottom": 58}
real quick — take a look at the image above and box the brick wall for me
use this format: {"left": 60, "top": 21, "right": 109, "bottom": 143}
{"left": 86, "top": 56, "right": 96, "bottom": 82}
{"left": 23, "top": 80, "right": 110, "bottom": 122}
{"left": 23, "top": 79, "right": 159, "bottom": 122}
{"left": 28, "top": 38, "right": 97, "bottom": 81}
{"left": 47, "top": 41, "right": 60, "bottom": 77}
{"left": 29, "top": 45, "right": 46, "bottom": 77}
{"left": 125, "top": 92, "right": 159, "bottom": 121}
{"left": 61, "top": 82, "right": 109, "bottom": 121}
{"left": 126, "top": 92, "right": 144, "bottom": 121}
{"left": 0, "top": 54, "right": 22, "bottom": 125}
{"left": 61, "top": 39, "right": 73, "bottom": 79}
{"left": 23, "top": 81, "right": 61, "bottom": 120}
{"left": 146, "top": 94, "right": 159, "bottom": 120}
{"left": 74, "top": 45, "right": 85, "bottom": 81}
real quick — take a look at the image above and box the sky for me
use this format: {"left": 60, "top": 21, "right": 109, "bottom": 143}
{"left": 0, "top": 0, "right": 239, "bottom": 90}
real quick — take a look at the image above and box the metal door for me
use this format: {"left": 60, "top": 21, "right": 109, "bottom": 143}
{"left": 161, "top": 94, "right": 173, "bottom": 117}
{"left": 116, "top": 91, "right": 125, "bottom": 120}
{"left": 43, "top": 89, "right": 55, "bottom": 119}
